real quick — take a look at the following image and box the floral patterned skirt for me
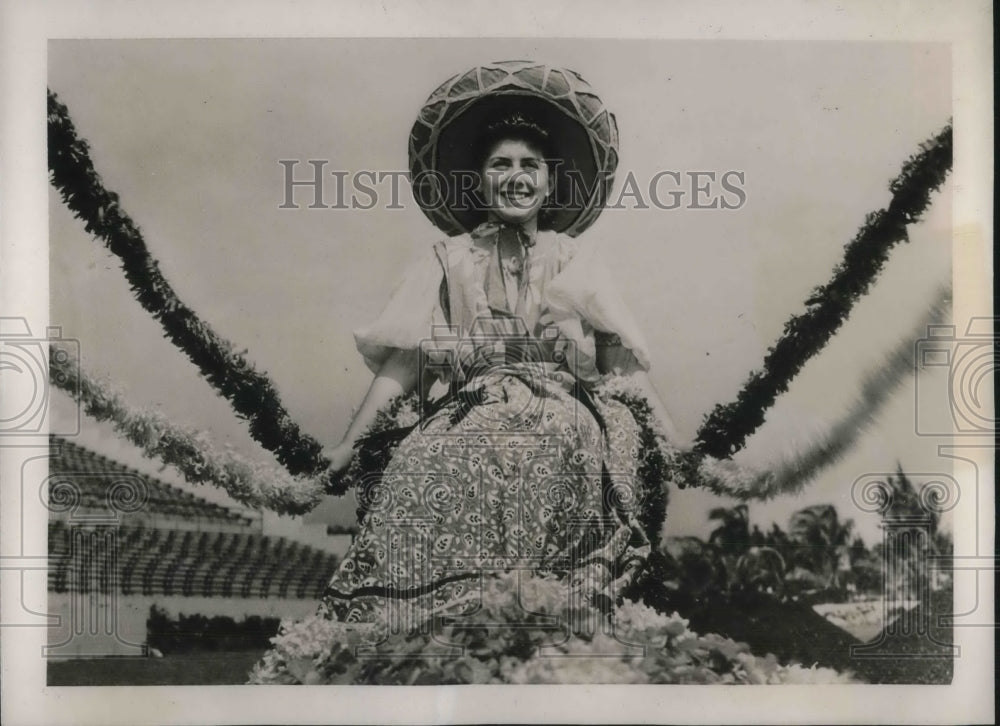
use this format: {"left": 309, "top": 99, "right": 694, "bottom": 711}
{"left": 317, "top": 365, "right": 651, "bottom": 629}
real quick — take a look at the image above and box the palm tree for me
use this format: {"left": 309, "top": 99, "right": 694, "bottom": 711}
{"left": 707, "top": 504, "right": 764, "bottom": 595}
{"left": 885, "top": 465, "right": 945, "bottom": 540}
{"left": 880, "top": 465, "right": 951, "bottom": 595}
{"left": 707, "top": 504, "right": 750, "bottom": 555}
{"left": 761, "top": 523, "right": 792, "bottom": 558}
{"left": 788, "top": 504, "right": 855, "bottom": 590}
{"left": 735, "top": 545, "right": 786, "bottom": 596}
{"left": 847, "top": 536, "right": 881, "bottom": 595}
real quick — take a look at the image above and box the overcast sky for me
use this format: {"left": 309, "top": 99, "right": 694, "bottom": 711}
{"left": 48, "top": 38, "right": 953, "bottom": 544}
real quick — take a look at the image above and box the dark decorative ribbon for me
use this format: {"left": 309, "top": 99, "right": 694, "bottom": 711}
{"left": 47, "top": 89, "right": 337, "bottom": 486}
{"left": 692, "top": 122, "right": 953, "bottom": 460}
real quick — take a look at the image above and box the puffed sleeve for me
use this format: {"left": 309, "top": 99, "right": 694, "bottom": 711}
{"left": 353, "top": 246, "right": 446, "bottom": 374}
{"left": 544, "top": 239, "right": 652, "bottom": 372}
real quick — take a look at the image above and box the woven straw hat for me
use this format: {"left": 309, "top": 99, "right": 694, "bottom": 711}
{"left": 408, "top": 60, "right": 619, "bottom": 237}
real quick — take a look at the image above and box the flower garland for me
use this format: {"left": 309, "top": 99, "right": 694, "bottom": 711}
{"left": 331, "top": 374, "right": 790, "bottom": 537}
{"left": 592, "top": 375, "right": 676, "bottom": 549}
{"left": 47, "top": 345, "right": 757, "bottom": 516}
{"left": 695, "top": 288, "right": 953, "bottom": 501}
{"left": 50, "top": 346, "right": 329, "bottom": 514}
{"left": 48, "top": 85, "right": 952, "bottom": 504}
{"left": 51, "top": 336, "right": 926, "bottom": 518}
{"left": 693, "top": 122, "right": 953, "bottom": 459}
{"left": 248, "top": 570, "right": 854, "bottom": 685}
{"left": 47, "top": 90, "right": 328, "bottom": 479}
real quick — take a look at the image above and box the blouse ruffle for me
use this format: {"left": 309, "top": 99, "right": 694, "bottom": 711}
{"left": 353, "top": 231, "right": 651, "bottom": 381}
{"left": 544, "top": 238, "right": 651, "bottom": 373}
{"left": 353, "top": 246, "right": 448, "bottom": 374}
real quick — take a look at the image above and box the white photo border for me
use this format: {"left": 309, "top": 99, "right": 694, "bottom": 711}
{"left": 0, "top": 1, "right": 993, "bottom": 724}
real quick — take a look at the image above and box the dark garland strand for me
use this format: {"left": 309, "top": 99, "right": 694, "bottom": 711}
{"left": 693, "top": 122, "right": 953, "bottom": 460}
{"left": 602, "top": 389, "right": 671, "bottom": 551}
{"left": 47, "top": 90, "right": 333, "bottom": 483}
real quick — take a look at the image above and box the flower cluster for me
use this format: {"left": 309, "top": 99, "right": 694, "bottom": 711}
{"left": 50, "top": 347, "right": 326, "bottom": 515}
{"left": 248, "top": 615, "right": 382, "bottom": 685}
{"left": 248, "top": 571, "right": 855, "bottom": 685}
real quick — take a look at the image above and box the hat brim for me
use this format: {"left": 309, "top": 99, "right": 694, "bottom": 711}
{"left": 408, "top": 62, "right": 619, "bottom": 237}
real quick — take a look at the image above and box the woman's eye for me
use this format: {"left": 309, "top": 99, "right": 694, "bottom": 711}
{"left": 522, "top": 159, "right": 540, "bottom": 170}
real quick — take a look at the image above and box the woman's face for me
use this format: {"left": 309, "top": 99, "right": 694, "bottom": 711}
{"left": 480, "top": 137, "right": 551, "bottom": 228}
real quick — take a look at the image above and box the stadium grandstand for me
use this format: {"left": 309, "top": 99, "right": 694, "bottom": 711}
{"left": 46, "top": 435, "right": 352, "bottom": 658}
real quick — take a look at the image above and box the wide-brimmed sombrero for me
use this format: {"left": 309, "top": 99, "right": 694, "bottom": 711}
{"left": 408, "top": 60, "right": 619, "bottom": 237}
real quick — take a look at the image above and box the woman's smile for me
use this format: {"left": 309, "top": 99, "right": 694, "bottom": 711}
{"left": 500, "top": 186, "right": 536, "bottom": 206}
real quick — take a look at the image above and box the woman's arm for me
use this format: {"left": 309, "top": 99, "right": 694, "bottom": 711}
{"left": 596, "top": 336, "right": 683, "bottom": 446}
{"left": 627, "top": 370, "right": 683, "bottom": 446}
{"left": 327, "top": 347, "right": 419, "bottom": 471}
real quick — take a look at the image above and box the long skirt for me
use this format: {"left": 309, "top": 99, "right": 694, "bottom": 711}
{"left": 317, "top": 366, "right": 650, "bottom": 628}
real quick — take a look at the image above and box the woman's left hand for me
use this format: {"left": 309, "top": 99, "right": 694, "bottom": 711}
{"left": 321, "top": 442, "right": 357, "bottom": 493}
{"left": 328, "top": 442, "right": 356, "bottom": 474}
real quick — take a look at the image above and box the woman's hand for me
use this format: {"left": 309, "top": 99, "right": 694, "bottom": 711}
{"left": 321, "top": 441, "right": 357, "bottom": 494}
{"left": 323, "top": 348, "right": 417, "bottom": 495}
{"left": 327, "top": 441, "right": 356, "bottom": 475}
{"left": 335, "top": 348, "right": 418, "bottom": 452}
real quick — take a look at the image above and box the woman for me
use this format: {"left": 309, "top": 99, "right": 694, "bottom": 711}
{"left": 317, "top": 60, "right": 679, "bottom": 626}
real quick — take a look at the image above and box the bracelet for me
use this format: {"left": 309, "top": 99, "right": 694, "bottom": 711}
{"left": 594, "top": 331, "right": 624, "bottom": 348}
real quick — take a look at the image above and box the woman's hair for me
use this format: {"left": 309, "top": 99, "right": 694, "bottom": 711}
{"left": 472, "top": 111, "right": 559, "bottom": 228}
{"left": 472, "top": 111, "right": 555, "bottom": 168}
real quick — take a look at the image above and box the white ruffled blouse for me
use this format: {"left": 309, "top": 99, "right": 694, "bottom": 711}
{"left": 354, "top": 229, "right": 651, "bottom": 384}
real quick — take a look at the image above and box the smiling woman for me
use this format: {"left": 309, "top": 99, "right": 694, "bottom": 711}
{"left": 285, "top": 60, "right": 680, "bottom": 634}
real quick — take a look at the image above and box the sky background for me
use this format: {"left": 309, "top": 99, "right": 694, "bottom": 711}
{"left": 47, "top": 38, "right": 953, "bottom": 544}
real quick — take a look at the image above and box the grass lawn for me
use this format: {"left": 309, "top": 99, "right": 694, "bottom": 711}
{"left": 47, "top": 650, "right": 266, "bottom": 686}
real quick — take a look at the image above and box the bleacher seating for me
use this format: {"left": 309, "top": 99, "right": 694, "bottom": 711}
{"left": 49, "top": 436, "right": 257, "bottom": 531}
{"left": 47, "top": 437, "right": 344, "bottom": 601}
{"left": 48, "top": 518, "right": 341, "bottom": 600}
